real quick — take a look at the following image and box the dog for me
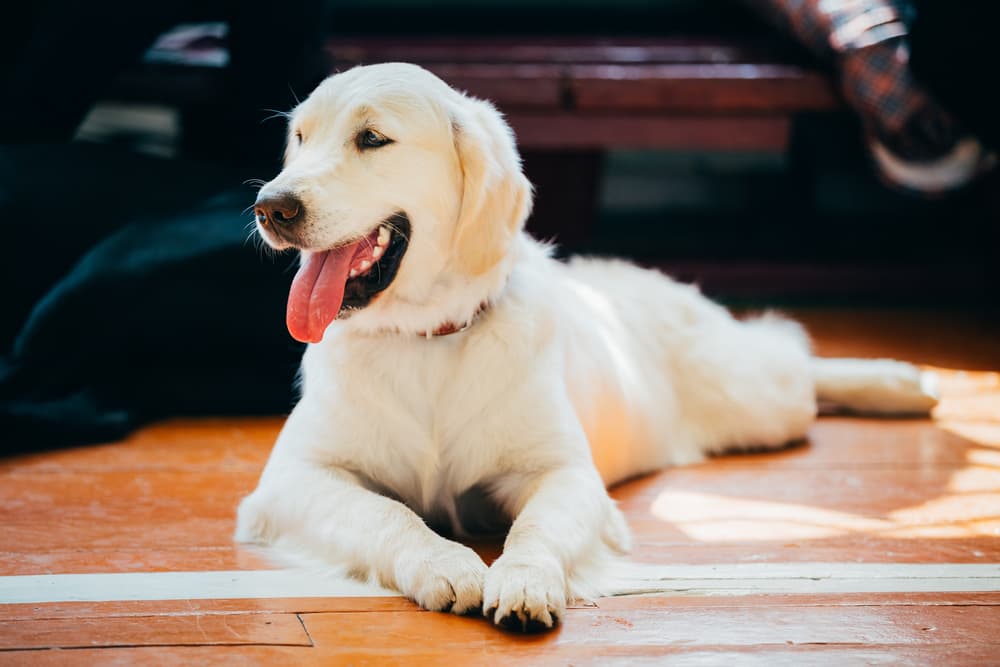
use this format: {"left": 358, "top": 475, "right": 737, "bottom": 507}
{"left": 236, "top": 62, "right": 938, "bottom": 631}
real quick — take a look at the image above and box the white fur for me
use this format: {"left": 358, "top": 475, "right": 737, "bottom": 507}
{"left": 237, "top": 63, "right": 938, "bottom": 629}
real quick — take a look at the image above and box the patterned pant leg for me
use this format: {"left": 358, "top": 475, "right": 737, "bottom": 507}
{"left": 742, "top": 0, "right": 968, "bottom": 169}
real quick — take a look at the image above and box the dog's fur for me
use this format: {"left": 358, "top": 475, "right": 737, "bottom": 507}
{"left": 237, "top": 63, "right": 938, "bottom": 630}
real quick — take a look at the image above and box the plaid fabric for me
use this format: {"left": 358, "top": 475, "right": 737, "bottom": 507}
{"left": 840, "top": 39, "right": 962, "bottom": 160}
{"left": 743, "top": 0, "right": 960, "bottom": 162}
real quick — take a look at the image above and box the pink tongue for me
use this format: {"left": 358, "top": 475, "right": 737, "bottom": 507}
{"left": 286, "top": 244, "right": 360, "bottom": 343}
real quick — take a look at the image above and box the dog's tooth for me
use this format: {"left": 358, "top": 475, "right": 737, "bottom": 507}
{"left": 372, "top": 246, "right": 384, "bottom": 260}
{"left": 360, "top": 260, "right": 371, "bottom": 271}
{"left": 377, "top": 226, "right": 390, "bottom": 246}
{"left": 349, "top": 269, "right": 359, "bottom": 278}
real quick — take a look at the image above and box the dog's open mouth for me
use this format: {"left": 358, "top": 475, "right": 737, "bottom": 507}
{"left": 286, "top": 213, "right": 410, "bottom": 343}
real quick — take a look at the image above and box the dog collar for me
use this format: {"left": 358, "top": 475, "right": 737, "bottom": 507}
{"left": 420, "top": 302, "right": 489, "bottom": 339}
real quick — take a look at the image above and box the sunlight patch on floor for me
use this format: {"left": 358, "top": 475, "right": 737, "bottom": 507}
{"left": 652, "top": 369, "right": 1000, "bottom": 542}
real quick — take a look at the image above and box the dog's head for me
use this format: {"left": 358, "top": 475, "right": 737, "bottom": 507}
{"left": 254, "top": 63, "right": 533, "bottom": 343}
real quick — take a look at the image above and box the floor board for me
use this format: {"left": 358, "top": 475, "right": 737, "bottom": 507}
{"left": 0, "top": 612, "right": 311, "bottom": 650}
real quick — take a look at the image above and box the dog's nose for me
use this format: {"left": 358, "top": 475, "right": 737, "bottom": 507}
{"left": 254, "top": 194, "right": 303, "bottom": 227}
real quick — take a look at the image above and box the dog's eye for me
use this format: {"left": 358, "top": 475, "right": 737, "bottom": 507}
{"left": 294, "top": 130, "right": 303, "bottom": 144}
{"left": 358, "top": 129, "right": 392, "bottom": 150}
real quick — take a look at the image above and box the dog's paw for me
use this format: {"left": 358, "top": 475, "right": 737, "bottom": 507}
{"left": 483, "top": 555, "right": 566, "bottom": 631}
{"left": 397, "top": 541, "right": 486, "bottom": 615}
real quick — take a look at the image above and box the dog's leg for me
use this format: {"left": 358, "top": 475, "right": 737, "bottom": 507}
{"left": 483, "top": 464, "right": 623, "bottom": 631}
{"left": 236, "top": 458, "right": 486, "bottom": 615}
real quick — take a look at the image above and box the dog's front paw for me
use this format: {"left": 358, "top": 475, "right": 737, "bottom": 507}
{"left": 396, "top": 541, "right": 486, "bottom": 615}
{"left": 483, "top": 554, "right": 566, "bottom": 631}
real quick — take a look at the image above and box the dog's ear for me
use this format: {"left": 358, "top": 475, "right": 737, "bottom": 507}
{"left": 450, "top": 97, "right": 533, "bottom": 276}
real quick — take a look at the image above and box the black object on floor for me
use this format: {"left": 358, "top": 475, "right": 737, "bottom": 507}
{"left": 0, "top": 146, "right": 302, "bottom": 452}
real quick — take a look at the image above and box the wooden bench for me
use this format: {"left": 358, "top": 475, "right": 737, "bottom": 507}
{"left": 327, "top": 37, "right": 840, "bottom": 152}
{"left": 326, "top": 37, "right": 841, "bottom": 246}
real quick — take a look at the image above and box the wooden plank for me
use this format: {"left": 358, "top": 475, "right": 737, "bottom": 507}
{"left": 569, "top": 64, "right": 839, "bottom": 112}
{"left": 0, "top": 546, "right": 271, "bottom": 577}
{"left": 398, "top": 63, "right": 564, "bottom": 109}
{"left": 327, "top": 40, "right": 839, "bottom": 116}
{"left": 0, "top": 646, "right": 311, "bottom": 667}
{"left": 0, "top": 596, "right": 418, "bottom": 622}
{"left": 6, "top": 644, "right": 1000, "bottom": 667}
{"left": 326, "top": 37, "right": 797, "bottom": 66}
{"left": 19, "top": 606, "right": 989, "bottom": 665}
{"left": 5, "top": 596, "right": 1000, "bottom": 662}
{"left": 0, "top": 469, "right": 253, "bottom": 514}
{"left": 297, "top": 606, "right": 1000, "bottom": 649}
{"left": 0, "top": 612, "right": 311, "bottom": 649}
{"left": 507, "top": 114, "right": 790, "bottom": 150}
{"left": 0, "top": 417, "right": 278, "bottom": 474}
{"left": 0, "top": 471, "right": 256, "bottom": 551}
{"left": 2, "top": 591, "right": 998, "bottom": 623}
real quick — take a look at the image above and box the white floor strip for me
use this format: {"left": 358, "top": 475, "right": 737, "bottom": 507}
{"left": 0, "top": 564, "right": 998, "bottom": 605}
{"left": 0, "top": 569, "right": 396, "bottom": 604}
{"left": 604, "top": 562, "right": 1000, "bottom": 597}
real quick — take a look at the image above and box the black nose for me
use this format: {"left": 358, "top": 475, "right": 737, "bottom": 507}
{"left": 254, "top": 194, "right": 303, "bottom": 227}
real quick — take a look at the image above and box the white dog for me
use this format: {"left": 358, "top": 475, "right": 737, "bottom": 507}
{"left": 237, "top": 63, "right": 937, "bottom": 630}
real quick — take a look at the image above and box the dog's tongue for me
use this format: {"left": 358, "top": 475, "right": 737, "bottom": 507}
{"left": 286, "top": 244, "right": 359, "bottom": 343}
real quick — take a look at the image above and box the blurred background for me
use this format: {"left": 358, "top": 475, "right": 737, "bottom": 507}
{"left": 2, "top": 0, "right": 997, "bottom": 449}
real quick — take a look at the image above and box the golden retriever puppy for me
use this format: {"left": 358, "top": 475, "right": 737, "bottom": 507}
{"left": 237, "top": 63, "right": 937, "bottom": 630}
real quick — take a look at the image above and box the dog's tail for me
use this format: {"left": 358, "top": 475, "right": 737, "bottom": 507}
{"left": 811, "top": 357, "right": 939, "bottom": 416}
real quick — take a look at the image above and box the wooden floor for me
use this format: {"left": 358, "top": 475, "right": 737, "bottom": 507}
{"left": 1, "top": 308, "right": 999, "bottom": 665}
